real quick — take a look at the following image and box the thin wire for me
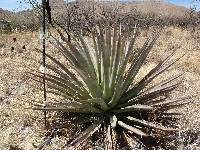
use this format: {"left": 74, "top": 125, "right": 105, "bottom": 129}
{"left": 42, "top": 0, "right": 47, "bottom": 127}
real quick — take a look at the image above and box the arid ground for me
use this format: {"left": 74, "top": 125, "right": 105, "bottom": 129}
{"left": 0, "top": 27, "right": 200, "bottom": 149}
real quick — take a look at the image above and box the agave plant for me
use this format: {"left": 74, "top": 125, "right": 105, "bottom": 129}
{"left": 34, "top": 25, "right": 189, "bottom": 149}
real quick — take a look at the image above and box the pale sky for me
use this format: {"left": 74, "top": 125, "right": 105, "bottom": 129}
{"left": 0, "top": 0, "right": 198, "bottom": 12}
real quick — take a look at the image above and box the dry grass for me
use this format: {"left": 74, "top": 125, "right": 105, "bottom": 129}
{"left": 0, "top": 27, "right": 200, "bottom": 149}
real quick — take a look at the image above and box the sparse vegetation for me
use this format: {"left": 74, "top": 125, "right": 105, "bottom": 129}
{"left": 0, "top": 26, "right": 200, "bottom": 150}
{"left": 0, "top": 0, "right": 199, "bottom": 33}
{"left": 0, "top": 0, "right": 200, "bottom": 149}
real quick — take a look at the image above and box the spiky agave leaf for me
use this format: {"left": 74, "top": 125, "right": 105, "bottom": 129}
{"left": 34, "top": 25, "right": 189, "bottom": 149}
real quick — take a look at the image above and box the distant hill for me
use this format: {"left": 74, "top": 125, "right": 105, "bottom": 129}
{"left": 47, "top": 0, "right": 190, "bottom": 18}
{"left": 0, "top": 0, "right": 194, "bottom": 31}
{"left": 121, "top": 1, "right": 189, "bottom": 18}
{"left": 0, "top": 8, "right": 37, "bottom": 23}
{"left": 0, "top": 7, "right": 39, "bottom": 31}
{"left": 0, "top": 0, "right": 190, "bottom": 21}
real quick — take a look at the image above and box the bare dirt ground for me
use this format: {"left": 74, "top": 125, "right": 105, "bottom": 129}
{"left": 0, "top": 27, "right": 200, "bottom": 149}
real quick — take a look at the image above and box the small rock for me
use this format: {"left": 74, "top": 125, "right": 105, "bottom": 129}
{"left": 11, "top": 83, "right": 28, "bottom": 95}
{"left": 9, "top": 145, "right": 23, "bottom": 150}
